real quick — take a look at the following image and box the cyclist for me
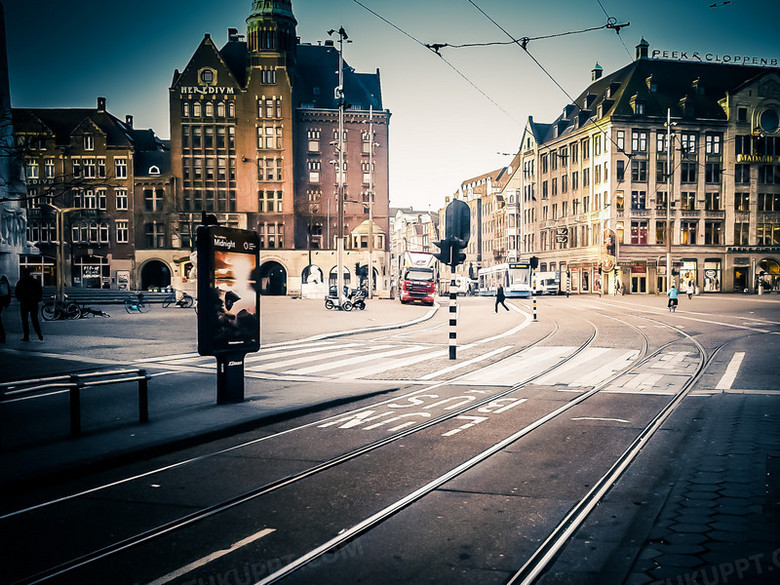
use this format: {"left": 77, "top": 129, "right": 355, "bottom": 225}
{"left": 667, "top": 284, "right": 679, "bottom": 312}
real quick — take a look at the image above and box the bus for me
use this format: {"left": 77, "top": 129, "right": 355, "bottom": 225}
{"left": 478, "top": 262, "right": 532, "bottom": 298}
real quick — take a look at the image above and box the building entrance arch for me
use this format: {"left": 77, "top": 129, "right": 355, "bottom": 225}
{"left": 260, "top": 261, "right": 287, "bottom": 295}
{"left": 141, "top": 260, "right": 171, "bottom": 290}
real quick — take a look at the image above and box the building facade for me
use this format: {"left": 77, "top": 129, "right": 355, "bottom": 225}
{"left": 169, "top": 0, "right": 391, "bottom": 295}
{"left": 514, "top": 41, "right": 780, "bottom": 294}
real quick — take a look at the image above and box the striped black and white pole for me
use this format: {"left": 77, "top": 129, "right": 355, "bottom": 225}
{"left": 449, "top": 273, "right": 457, "bottom": 359}
{"left": 532, "top": 267, "right": 537, "bottom": 320}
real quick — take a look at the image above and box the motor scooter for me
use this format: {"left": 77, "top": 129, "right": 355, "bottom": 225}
{"left": 325, "top": 286, "right": 353, "bottom": 311}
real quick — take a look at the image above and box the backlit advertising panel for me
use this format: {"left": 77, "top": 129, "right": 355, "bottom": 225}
{"left": 197, "top": 226, "right": 260, "bottom": 356}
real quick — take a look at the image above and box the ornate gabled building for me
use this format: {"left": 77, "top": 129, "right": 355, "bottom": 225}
{"left": 170, "top": 0, "right": 391, "bottom": 295}
{"left": 517, "top": 40, "right": 780, "bottom": 294}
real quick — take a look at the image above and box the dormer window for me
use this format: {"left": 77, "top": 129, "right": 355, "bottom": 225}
{"left": 634, "top": 102, "right": 645, "bottom": 115}
{"left": 83, "top": 135, "right": 94, "bottom": 151}
{"left": 149, "top": 165, "right": 161, "bottom": 175}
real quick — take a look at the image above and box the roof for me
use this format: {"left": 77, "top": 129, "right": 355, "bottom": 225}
{"left": 536, "top": 57, "right": 780, "bottom": 144}
{"left": 12, "top": 107, "right": 134, "bottom": 148}
{"left": 295, "top": 43, "right": 383, "bottom": 110}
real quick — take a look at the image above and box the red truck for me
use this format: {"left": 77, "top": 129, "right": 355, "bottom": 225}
{"left": 399, "top": 251, "right": 437, "bottom": 305}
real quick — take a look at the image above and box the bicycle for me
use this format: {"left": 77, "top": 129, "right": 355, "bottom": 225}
{"left": 41, "top": 295, "right": 81, "bottom": 321}
{"left": 124, "top": 292, "right": 149, "bottom": 314}
{"left": 162, "top": 291, "right": 194, "bottom": 309}
{"left": 668, "top": 298, "right": 678, "bottom": 312}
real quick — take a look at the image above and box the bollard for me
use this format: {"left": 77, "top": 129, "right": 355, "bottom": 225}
{"left": 449, "top": 276, "right": 457, "bottom": 359}
{"left": 138, "top": 369, "right": 149, "bottom": 423}
{"left": 532, "top": 267, "right": 537, "bottom": 320}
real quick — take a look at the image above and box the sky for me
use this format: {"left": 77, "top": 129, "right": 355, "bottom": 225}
{"left": 4, "top": 0, "right": 780, "bottom": 211}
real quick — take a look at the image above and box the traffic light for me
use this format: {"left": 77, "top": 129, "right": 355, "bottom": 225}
{"left": 451, "top": 237, "right": 467, "bottom": 267}
{"left": 433, "top": 239, "right": 452, "bottom": 265}
{"left": 530, "top": 256, "right": 539, "bottom": 269}
{"left": 445, "top": 199, "right": 471, "bottom": 245}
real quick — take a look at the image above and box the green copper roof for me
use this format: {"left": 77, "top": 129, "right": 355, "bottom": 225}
{"left": 249, "top": 0, "right": 295, "bottom": 21}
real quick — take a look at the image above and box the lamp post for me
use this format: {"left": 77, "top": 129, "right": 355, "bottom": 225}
{"left": 665, "top": 108, "right": 674, "bottom": 292}
{"left": 329, "top": 26, "right": 349, "bottom": 305}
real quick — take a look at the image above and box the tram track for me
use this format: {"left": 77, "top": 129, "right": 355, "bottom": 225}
{"left": 6, "top": 308, "right": 668, "bottom": 585}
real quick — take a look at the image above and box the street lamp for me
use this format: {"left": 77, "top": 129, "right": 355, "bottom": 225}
{"left": 328, "top": 26, "right": 350, "bottom": 305}
{"left": 42, "top": 202, "right": 79, "bottom": 303}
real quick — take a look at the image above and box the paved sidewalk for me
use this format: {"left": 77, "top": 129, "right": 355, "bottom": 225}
{"left": 626, "top": 392, "right": 780, "bottom": 585}
{"left": 0, "top": 298, "right": 438, "bottom": 491}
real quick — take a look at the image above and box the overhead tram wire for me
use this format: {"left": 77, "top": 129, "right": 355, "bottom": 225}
{"left": 465, "top": 0, "right": 631, "bottom": 155}
{"left": 351, "top": 0, "right": 522, "bottom": 126}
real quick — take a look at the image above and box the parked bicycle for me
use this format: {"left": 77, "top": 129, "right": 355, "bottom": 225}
{"left": 41, "top": 295, "right": 81, "bottom": 321}
{"left": 162, "top": 290, "right": 194, "bottom": 309}
{"left": 124, "top": 292, "right": 149, "bottom": 314}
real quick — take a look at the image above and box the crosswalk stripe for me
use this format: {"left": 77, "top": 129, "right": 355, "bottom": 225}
{"left": 247, "top": 343, "right": 369, "bottom": 369}
{"left": 534, "top": 347, "right": 612, "bottom": 385}
{"left": 567, "top": 349, "right": 640, "bottom": 387}
{"left": 286, "top": 345, "right": 430, "bottom": 376}
{"left": 716, "top": 352, "right": 745, "bottom": 390}
{"left": 343, "top": 349, "right": 447, "bottom": 379}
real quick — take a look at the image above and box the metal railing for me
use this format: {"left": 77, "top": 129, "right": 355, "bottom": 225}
{"left": 0, "top": 369, "right": 151, "bottom": 440}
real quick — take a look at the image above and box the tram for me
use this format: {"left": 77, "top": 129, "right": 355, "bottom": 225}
{"left": 477, "top": 262, "right": 533, "bottom": 298}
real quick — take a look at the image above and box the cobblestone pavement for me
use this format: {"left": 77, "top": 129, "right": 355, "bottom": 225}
{"left": 626, "top": 393, "right": 780, "bottom": 585}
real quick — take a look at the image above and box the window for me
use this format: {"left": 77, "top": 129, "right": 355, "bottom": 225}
{"left": 631, "top": 130, "right": 648, "bottom": 153}
{"left": 144, "top": 188, "right": 164, "bottom": 211}
{"left": 680, "top": 191, "right": 696, "bottom": 210}
{"left": 551, "top": 177, "right": 558, "bottom": 195}
{"left": 594, "top": 166, "right": 601, "bottom": 185}
{"left": 704, "top": 222, "right": 722, "bottom": 245}
{"left": 734, "top": 192, "right": 749, "bottom": 212}
{"left": 117, "top": 220, "right": 129, "bottom": 243}
{"left": 681, "top": 221, "right": 697, "bottom": 245}
{"left": 561, "top": 174, "right": 568, "bottom": 194}
{"left": 97, "top": 189, "right": 107, "bottom": 210}
{"left": 631, "top": 190, "right": 646, "bottom": 210}
{"left": 44, "top": 158, "right": 55, "bottom": 179}
{"left": 758, "top": 165, "right": 780, "bottom": 184}
{"left": 571, "top": 171, "right": 578, "bottom": 191}
{"left": 759, "top": 192, "right": 780, "bottom": 212}
{"left": 259, "top": 126, "right": 282, "bottom": 149}
{"left": 616, "top": 130, "right": 625, "bottom": 152}
{"left": 616, "top": 160, "right": 625, "bottom": 182}
{"left": 594, "top": 135, "right": 602, "bottom": 156}
{"left": 259, "top": 158, "right": 283, "bottom": 181}
{"left": 680, "top": 133, "right": 697, "bottom": 157}
{"left": 205, "top": 102, "right": 213, "bottom": 117}
{"left": 656, "top": 132, "right": 667, "bottom": 153}
{"left": 308, "top": 129, "right": 321, "bottom": 152}
{"left": 25, "top": 160, "right": 39, "bottom": 179}
{"left": 99, "top": 222, "right": 109, "bottom": 243}
{"left": 735, "top": 135, "right": 750, "bottom": 155}
{"left": 259, "top": 190, "right": 283, "bottom": 213}
{"left": 656, "top": 161, "right": 668, "bottom": 183}
{"left": 705, "top": 133, "right": 722, "bottom": 155}
{"left": 362, "top": 161, "right": 373, "bottom": 185}
{"left": 615, "top": 191, "right": 624, "bottom": 210}
{"left": 570, "top": 143, "right": 578, "bottom": 163}
{"left": 738, "top": 107, "right": 748, "bottom": 122}
{"left": 83, "top": 134, "right": 94, "bottom": 151}
{"left": 145, "top": 222, "right": 165, "bottom": 248}
{"left": 733, "top": 222, "right": 749, "bottom": 245}
{"left": 97, "top": 158, "right": 106, "bottom": 178}
{"left": 192, "top": 127, "right": 202, "bottom": 149}
{"left": 656, "top": 191, "right": 668, "bottom": 210}
{"left": 705, "top": 192, "right": 720, "bottom": 211}
{"left": 630, "top": 220, "right": 648, "bottom": 244}
{"left": 115, "top": 189, "right": 128, "bottom": 210}
{"left": 757, "top": 223, "right": 780, "bottom": 246}
{"left": 83, "top": 158, "right": 96, "bottom": 178}
{"left": 582, "top": 137, "right": 590, "bottom": 159}
{"left": 680, "top": 162, "right": 697, "bottom": 183}
{"left": 735, "top": 164, "right": 750, "bottom": 184}
{"left": 261, "top": 69, "right": 277, "bottom": 84}
{"left": 84, "top": 189, "right": 97, "bottom": 209}
{"left": 308, "top": 160, "right": 321, "bottom": 183}
{"left": 705, "top": 163, "right": 721, "bottom": 183}
{"left": 631, "top": 160, "right": 647, "bottom": 182}
{"left": 541, "top": 154, "right": 548, "bottom": 174}
{"left": 656, "top": 221, "right": 667, "bottom": 245}
{"left": 114, "top": 158, "right": 127, "bottom": 179}
{"left": 583, "top": 168, "right": 590, "bottom": 187}
{"left": 551, "top": 150, "right": 558, "bottom": 171}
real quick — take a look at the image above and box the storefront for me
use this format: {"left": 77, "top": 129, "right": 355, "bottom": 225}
{"left": 19, "top": 254, "right": 56, "bottom": 286}
{"left": 758, "top": 257, "right": 780, "bottom": 292}
{"left": 703, "top": 258, "right": 722, "bottom": 292}
{"left": 630, "top": 262, "right": 647, "bottom": 293}
{"left": 73, "top": 255, "right": 110, "bottom": 288}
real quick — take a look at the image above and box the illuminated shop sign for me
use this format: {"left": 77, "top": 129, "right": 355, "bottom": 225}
{"left": 737, "top": 154, "right": 780, "bottom": 164}
{"left": 180, "top": 86, "right": 236, "bottom": 95}
{"left": 651, "top": 49, "right": 778, "bottom": 67}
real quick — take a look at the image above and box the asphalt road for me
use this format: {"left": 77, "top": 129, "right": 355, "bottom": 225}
{"left": 1, "top": 293, "right": 779, "bottom": 585}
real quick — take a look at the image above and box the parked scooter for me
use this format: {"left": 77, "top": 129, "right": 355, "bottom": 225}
{"left": 325, "top": 286, "right": 353, "bottom": 311}
{"left": 349, "top": 288, "right": 367, "bottom": 310}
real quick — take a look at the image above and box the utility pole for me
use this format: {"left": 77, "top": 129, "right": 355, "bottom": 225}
{"left": 330, "top": 27, "right": 349, "bottom": 306}
{"left": 666, "top": 108, "right": 673, "bottom": 292}
{"left": 367, "top": 105, "right": 374, "bottom": 299}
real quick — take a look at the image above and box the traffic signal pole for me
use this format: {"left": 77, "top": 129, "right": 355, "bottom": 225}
{"left": 448, "top": 268, "right": 457, "bottom": 360}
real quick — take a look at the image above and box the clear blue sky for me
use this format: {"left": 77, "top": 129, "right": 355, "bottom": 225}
{"left": 5, "top": 0, "right": 779, "bottom": 210}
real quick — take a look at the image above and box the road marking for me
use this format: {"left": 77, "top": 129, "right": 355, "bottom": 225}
{"left": 285, "top": 345, "right": 423, "bottom": 375}
{"left": 419, "top": 345, "right": 514, "bottom": 380}
{"left": 716, "top": 352, "right": 745, "bottom": 390}
{"left": 571, "top": 417, "right": 630, "bottom": 423}
{"left": 146, "top": 528, "right": 275, "bottom": 585}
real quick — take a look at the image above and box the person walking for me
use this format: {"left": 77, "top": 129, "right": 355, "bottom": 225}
{"left": 495, "top": 284, "right": 509, "bottom": 312}
{"left": 0, "top": 274, "right": 11, "bottom": 343}
{"left": 686, "top": 279, "right": 695, "bottom": 300}
{"left": 15, "top": 268, "right": 43, "bottom": 341}
{"left": 667, "top": 284, "right": 679, "bottom": 312}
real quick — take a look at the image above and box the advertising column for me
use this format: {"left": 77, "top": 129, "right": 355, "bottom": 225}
{"left": 197, "top": 226, "right": 260, "bottom": 404}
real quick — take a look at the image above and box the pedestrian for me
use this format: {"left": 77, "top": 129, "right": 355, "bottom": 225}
{"left": 15, "top": 268, "right": 43, "bottom": 341}
{"left": 686, "top": 279, "right": 694, "bottom": 300}
{"left": 495, "top": 284, "right": 509, "bottom": 312}
{"left": 667, "top": 284, "right": 678, "bottom": 311}
{"left": 0, "top": 274, "right": 11, "bottom": 343}
{"left": 614, "top": 280, "right": 621, "bottom": 296}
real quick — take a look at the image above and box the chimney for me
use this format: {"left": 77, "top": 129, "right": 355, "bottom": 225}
{"left": 97, "top": 96, "right": 106, "bottom": 112}
{"left": 591, "top": 62, "right": 603, "bottom": 81}
{"left": 126, "top": 114, "right": 134, "bottom": 128}
{"left": 636, "top": 38, "right": 649, "bottom": 60}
